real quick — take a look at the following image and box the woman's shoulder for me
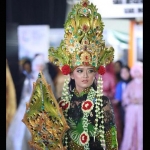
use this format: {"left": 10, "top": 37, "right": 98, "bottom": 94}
{"left": 116, "top": 81, "right": 124, "bottom": 86}
{"left": 125, "top": 79, "right": 135, "bottom": 88}
{"left": 101, "top": 95, "right": 110, "bottom": 107}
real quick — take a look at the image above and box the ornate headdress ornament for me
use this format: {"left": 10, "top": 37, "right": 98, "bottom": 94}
{"left": 49, "top": 0, "right": 114, "bottom": 75}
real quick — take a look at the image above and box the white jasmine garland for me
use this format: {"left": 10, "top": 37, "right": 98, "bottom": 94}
{"left": 60, "top": 75, "right": 105, "bottom": 150}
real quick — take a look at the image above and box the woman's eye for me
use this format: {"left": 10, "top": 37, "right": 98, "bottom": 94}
{"left": 77, "top": 70, "right": 83, "bottom": 73}
{"left": 88, "top": 69, "right": 94, "bottom": 73}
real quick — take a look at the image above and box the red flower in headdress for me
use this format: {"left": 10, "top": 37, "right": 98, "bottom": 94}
{"left": 61, "top": 65, "right": 71, "bottom": 75}
{"left": 83, "top": 2, "right": 88, "bottom": 7}
{"left": 98, "top": 66, "right": 106, "bottom": 75}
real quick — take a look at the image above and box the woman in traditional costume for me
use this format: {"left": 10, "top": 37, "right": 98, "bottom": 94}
{"left": 22, "top": 0, "right": 118, "bottom": 150}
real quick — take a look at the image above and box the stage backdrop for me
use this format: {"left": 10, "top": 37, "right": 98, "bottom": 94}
{"left": 18, "top": 25, "right": 50, "bottom": 62}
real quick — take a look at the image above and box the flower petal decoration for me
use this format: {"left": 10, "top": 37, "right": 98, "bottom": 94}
{"left": 61, "top": 65, "right": 71, "bottom": 75}
{"left": 98, "top": 65, "right": 106, "bottom": 75}
{"left": 59, "top": 100, "right": 70, "bottom": 110}
{"left": 80, "top": 131, "right": 90, "bottom": 145}
{"left": 81, "top": 100, "right": 94, "bottom": 113}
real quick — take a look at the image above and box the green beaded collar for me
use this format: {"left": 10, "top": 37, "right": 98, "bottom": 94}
{"left": 73, "top": 87, "right": 91, "bottom": 97}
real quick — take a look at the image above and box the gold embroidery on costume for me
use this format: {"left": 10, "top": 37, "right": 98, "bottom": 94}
{"left": 22, "top": 72, "right": 69, "bottom": 150}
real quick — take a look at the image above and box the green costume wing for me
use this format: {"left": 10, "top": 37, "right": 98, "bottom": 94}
{"left": 22, "top": 72, "right": 69, "bottom": 150}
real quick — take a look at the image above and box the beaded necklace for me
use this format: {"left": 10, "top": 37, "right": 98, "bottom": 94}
{"left": 59, "top": 75, "right": 106, "bottom": 150}
{"left": 73, "top": 87, "right": 90, "bottom": 97}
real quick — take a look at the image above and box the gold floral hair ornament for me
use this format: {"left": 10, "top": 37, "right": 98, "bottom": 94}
{"left": 48, "top": 0, "right": 114, "bottom": 75}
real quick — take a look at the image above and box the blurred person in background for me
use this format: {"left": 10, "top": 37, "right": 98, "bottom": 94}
{"left": 96, "top": 62, "right": 116, "bottom": 100}
{"left": 114, "top": 60, "right": 123, "bottom": 83}
{"left": 6, "top": 54, "right": 55, "bottom": 150}
{"left": 113, "top": 65, "right": 132, "bottom": 149}
{"left": 120, "top": 62, "right": 143, "bottom": 150}
{"left": 46, "top": 61, "right": 60, "bottom": 98}
{"left": 22, "top": 59, "right": 32, "bottom": 78}
{"left": 6, "top": 59, "right": 17, "bottom": 135}
{"left": 46, "top": 61, "right": 59, "bottom": 82}
{"left": 6, "top": 60, "right": 35, "bottom": 150}
{"left": 96, "top": 62, "right": 124, "bottom": 148}
{"left": 32, "top": 53, "right": 55, "bottom": 95}
{"left": 17, "top": 59, "right": 33, "bottom": 105}
{"left": 53, "top": 68, "right": 69, "bottom": 99}
{"left": 15, "top": 58, "right": 32, "bottom": 107}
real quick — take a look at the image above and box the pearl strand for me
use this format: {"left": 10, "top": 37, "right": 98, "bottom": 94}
{"left": 97, "top": 75, "right": 106, "bottom": 149}
{"left": 61, "top": 76, "right": 70, "bottom": 148}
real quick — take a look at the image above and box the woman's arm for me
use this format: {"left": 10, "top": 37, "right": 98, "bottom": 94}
{"left": 122, "top": 82, "right": 132, "bottom": 107}
{"left": 114, "top": 82, "right": 122, "bottom": 102}
{"left": 102, "top": 96, "right": 118, "bottom": 150}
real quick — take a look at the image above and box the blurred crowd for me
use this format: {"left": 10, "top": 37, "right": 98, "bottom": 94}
{"left": 6, "top": 56, "right": 143, "bottom": 150}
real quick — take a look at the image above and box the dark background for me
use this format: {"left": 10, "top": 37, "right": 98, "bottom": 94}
{"left": 6, "top": 0, "right": 67, "bottom": 26}
{"left": 6, "top": 0, "right": 67, "bottom": 105}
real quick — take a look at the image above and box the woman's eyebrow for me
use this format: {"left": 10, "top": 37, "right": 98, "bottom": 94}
{"left": 77, "top": 67, "right": 94, "bottom": 69}
{"left": 87, "top": 68, "right": 95, "bottom": 70}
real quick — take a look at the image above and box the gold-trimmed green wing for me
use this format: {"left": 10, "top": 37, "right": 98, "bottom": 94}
{"left": 22, "top": 71, "right": 69, "bottom": 150}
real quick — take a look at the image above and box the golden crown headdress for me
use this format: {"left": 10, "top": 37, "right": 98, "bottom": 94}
{"left": 49, "top": 0, "right": 114, "bottom": 75}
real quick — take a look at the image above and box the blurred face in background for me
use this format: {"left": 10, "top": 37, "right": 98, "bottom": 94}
{"left": 32, "top": 55, "right": 45, "bottom": 72}
{"left": 23, "top": 63, "right": 31, "bottom": 73}
{"left": 130, "top": 62, "right": 143, "bottom": 79}
{"left": 120, "top": 67, "right": 130, "bottom": 81}
{"left": 114, "top": 62, "right": 122, "bottom": 74}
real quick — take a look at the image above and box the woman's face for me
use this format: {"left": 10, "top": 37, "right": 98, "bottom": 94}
{"left": 23, "top": 63, "right": 31, "bottom": 73}
{"left": 71, "top": 66, "right": 96, "bottom": 92}
{"left": 114, "top": 62, "right": 122, "bottom": 74}
{"left": 121, "top": 68, "right": 130, "bottom": 80}
{"left": 32, "top": 55, "right": 45, "bottom": 72}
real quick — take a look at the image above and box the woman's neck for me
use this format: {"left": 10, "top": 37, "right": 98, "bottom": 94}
{"left": 74, "top": 87, "right": 90, "bottom": 97}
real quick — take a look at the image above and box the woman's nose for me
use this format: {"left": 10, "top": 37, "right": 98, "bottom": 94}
{"left": 83, "top": 71, "right": 88, "bottom": 78}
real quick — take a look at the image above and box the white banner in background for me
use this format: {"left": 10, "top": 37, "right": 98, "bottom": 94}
{"left": 86, "top": 0, "right": 142, "bottom": 18}
{"left": 18, "top": 25, "right": 50, "bottom": 62}
{"left": 66, "top": 0, "right": 142, "bottom": 18}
